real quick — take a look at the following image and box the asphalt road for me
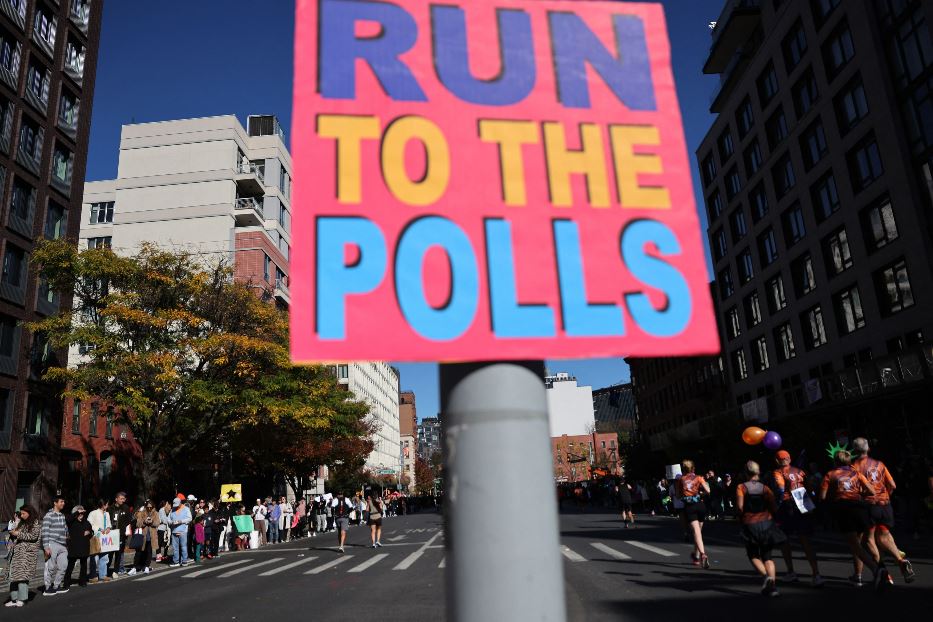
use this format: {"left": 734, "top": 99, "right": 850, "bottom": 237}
{"left": 6, "top": 510, "right": 932, "bottom": 621}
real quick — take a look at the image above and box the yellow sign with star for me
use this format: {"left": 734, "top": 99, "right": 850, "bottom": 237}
{"left": 221, "top": 484, "right": 242, "bottom": 503}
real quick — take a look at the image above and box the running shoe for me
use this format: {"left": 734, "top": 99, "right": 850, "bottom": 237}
{"left": 338, "top": 546, "right": 345, "bottom": 554}
{"left": 376, "top": 541, "right": 382, "bottom": 547}
{"left": 701, "top": 554, "right": 711, "bottom": 570}
{"left": 56, "top": 586, "right": 69, "bottom": 594}
{"left": 127, "top": 568, "right": 137, "bottom": 576}
{"left": 811, "top": 574, "right": 825, "bottom": 587}
{"left": 144, "top": 568, "right": 151, "bottom": 574}
{"left": 168, "top": 563, "right": 180, "bottom": 568}
{"left": 43, "top": 587, "right": 57, "bottom": 597}
{"left": 5, "top": 601, "right": 23, "bottom": 607}
{"left": 873, "top": 567, "right": 891, "bottom": 590}
{"left": 783, "top": 572, "right": 798, "bottom": 583}
{"left": 371, "top": 544, "right": 377, "bottom": 548}
{"left": 848, "top": 574, "right": 863, "bottom": 587}
{"left": 760, "top": 577, "right": 779, "bottom": 597}
{"left": 900, "top": 559, "right": 915, "bottom": 584}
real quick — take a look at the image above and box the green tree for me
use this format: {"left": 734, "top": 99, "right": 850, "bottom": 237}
{"left": 29, "top": 240, "right": 369, "bottom": 502}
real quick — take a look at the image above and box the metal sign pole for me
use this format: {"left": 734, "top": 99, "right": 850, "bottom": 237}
{"left": 440, "top": 361, "right": 566, "bottom": 622}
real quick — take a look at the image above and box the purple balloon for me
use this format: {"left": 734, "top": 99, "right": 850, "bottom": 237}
{"left": 763, "top": 431, "right": 782, "bottom": 451}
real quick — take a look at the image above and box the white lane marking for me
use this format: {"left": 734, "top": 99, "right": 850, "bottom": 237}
{"left": 215, "top": 557, "right": 283, "bottom": 578}
{"left": 561, "top": 546, "right": 587, "bottom": 562}
{"left": 394, "top": 531, "right": 442, "bottom": 570}
{"left": 385, "top": 535, "right": 406, "bottom": 542}
{"left": 347, "top": 553, "right": 388, "bottom": 573}
{"left": 258, "top": 556, "right": 319, "bottom": 576}
{"left": 304, "top": 555, "right": 354, "bottom": 574}
{"left": 623, "top": 540, "right": 678, "bottom": 557}
{"left": 167, "top": 559, "right": 251, "bottom": 580}
{"left": 135, "top": 563, "right": 220, "bottom": 581}
{"left": 590, "top": 542, "right": 631, "bottom": 561}
{"left": 438, "top": 557, "right": 445, "bottom": 568}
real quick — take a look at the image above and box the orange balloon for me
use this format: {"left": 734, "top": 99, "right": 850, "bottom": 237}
{"left": 742, "top": 426, "right": 767, "bottom": 445}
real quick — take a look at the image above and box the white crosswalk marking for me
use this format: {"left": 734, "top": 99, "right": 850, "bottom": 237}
{"left": 258, "top": 556, "right": 319, "bottom": 576}
{"left": 561, "top": 546, "right": 587, "bottom": 562}
{"left": 590, "top": 543, "right": 631, "bottom": 561}
{"left": 385, "top": 535, "right": 406, "bottom": 542}
{"left": 216, "top": 557, "right": 283, "bottom": 578}
{"left": 173, "top": 559, "right": 252, "bottom": 579}
{"left": 438, "top": 557, "right": 445, "bottom": 569}
{"left": 622, "top": 540, "right": 678, "bottom": 557}
{"left": 304, "top": 555, "right": 354, "bottom": 574}
{"left": 394, "top": 550, "right": 423, "bottom": 570}
{"left": 347, "top": 553, "right": 388, "bottom": 573}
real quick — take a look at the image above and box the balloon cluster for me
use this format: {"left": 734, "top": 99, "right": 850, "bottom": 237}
{"left": 742, "top": 426, "right": 782, "bottom": 451}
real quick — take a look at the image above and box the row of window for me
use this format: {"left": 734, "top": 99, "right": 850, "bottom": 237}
{"left": 69, "top": 399, "right": 121, "bottom": 439}
{"left": 727, "top": 257, "right": 916, "bottom": 382}
{"left": 2, "top": 168, "right": 68, "bottom": 240}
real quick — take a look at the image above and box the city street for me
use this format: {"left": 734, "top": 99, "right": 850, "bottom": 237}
{"left": 9, "top": 510, "right": 931, "bottom": 620}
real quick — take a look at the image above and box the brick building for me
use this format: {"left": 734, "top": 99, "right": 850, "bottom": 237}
{"left": 551, "top": 432, "right": 620, "bottom": 483}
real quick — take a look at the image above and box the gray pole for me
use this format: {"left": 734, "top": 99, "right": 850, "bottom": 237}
{"left": 440, "top": 362, "right": 566, "bottom": 622}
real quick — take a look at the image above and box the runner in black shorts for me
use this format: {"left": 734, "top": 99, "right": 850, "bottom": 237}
{"left": 772, "top": 450, "right": 823, "bottom": 586}
{"left": 737, "top": 461, "right": 786, "bottom": 597}
{"left": 678, "top": 460, "right": 711, "bottom": 569}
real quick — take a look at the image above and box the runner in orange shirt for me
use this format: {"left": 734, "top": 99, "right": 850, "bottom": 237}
{"left": 772, "top": 450, "right": 823, "bottom": 586}
{"left": 678, "top": 459, "right": 711, "bottom": 569}
{"left": 851, "top": 437, "right": 915, "bottom": 584}
{"left": 819, "top": 449, "right": 889, "bottom": 589}
{"left": 736, "top": 461, "right": 785, "bottom": 597}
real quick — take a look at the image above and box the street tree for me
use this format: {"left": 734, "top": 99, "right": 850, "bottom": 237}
{"left": 414, "top": 457, "right": 435, "bottom": 496}
{"left": 29, "top": 240, "right": 369, "bottom": 501}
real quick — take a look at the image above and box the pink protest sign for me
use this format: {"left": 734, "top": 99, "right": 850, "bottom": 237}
{"left": 290, "top": 0, "right": 718, "bottom": 362}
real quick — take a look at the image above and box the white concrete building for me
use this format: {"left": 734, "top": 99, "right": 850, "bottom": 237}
{"left": 546, "top": 373, "right": 596, "bottom": 437}
{"left": 334, "top": 363, "right": 401, "bottom": 473}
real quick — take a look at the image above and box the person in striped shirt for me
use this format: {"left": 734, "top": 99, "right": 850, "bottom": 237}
{"left": 41, "top": 496, "right": 69, "bottom": 596}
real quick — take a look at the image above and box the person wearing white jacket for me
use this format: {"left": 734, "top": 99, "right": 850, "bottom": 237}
{"left": 278, "top": 498, "right": 294, "bottom": 542}
{"left": 87, "top": 499, "right": 113, "bottom": 583}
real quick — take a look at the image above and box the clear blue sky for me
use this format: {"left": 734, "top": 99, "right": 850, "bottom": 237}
{"left": 85, "top": 1, "right": 721, "bottom": 420}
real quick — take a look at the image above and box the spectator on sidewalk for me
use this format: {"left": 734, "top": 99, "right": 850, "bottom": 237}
{"left": 130, "top": 500, "right": 160, "bottom": 575}
{"left": 279, "top": 497, "right": 294, "bottom": 542}
{"left": 156, "top": 500, "right": 171, "bottom": 562}
{"left": 202, "top": 500, "right": 217, "bottom": 558}
{"left": 5, "top": 504, "right": 41, "bottom": 608}
{"left": 168, "top": 498, "right": 192, "bottom": 567}
{"left": 314, "top": 496, "right": 327, "bottom": 534}
{"left": 193, "top": 515, "right": 206, "bottom": 563}
{"left": 87, "top": 499, "right": 112, "bottom": 583}
{"left": 41, "top": 496, "right": 69, "bottom": 595}
{"left": 251, "top": 499, "right": 267, "bottom": 546}
{"left": 269, "top": 498, "right": 282, "bottom": 543}
{"left": 64, "top": 506, "right": 92, "bottom": 589}
{"left": 107, "top": 492, "right": 132, "bottom": 576}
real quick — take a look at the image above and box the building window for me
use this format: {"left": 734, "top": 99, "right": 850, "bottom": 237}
{"left": 800, "top": 119, "right": 828, "bottom": 170}
{"left": 758, "top": 228, "right": 779, "bottom": 266}
{"left": 766, "top": 275, "right": 787, "bottom": 313}
{"left": 738, "top": 248, "right": 755, "bottom": 284}
{"left": 802, "top": 305, "right": 828, "bottom": 349}
{"left": 706, "top": 191, "right": 723, "bottom": 221}
{"left": 33, "top": 5, "right": 56, "bottom": 47}
{"left": 726, "top": 306, "right": 741, "bottom": 340}
{"left": 25, "top": 58, "right": 50, "bottom": 106}
{"left": 713, "top": 229, "right": 727, "bottom": 261}
{"left": 752, "top": 337, "right": 770, "bottom": 373}
{"left": 10, "top": 177, "right": 35, "bottom": 226}
{"left": 823, "top": 227, "right": 853, "bottom": 276}
{"left": 744, "top": 292, "right": 763, "bottom": 328}
{"left": 774, "top": 323, "right": 797, "bottom": 362}
{"left": 87, "top": 236, "right": 111, "bottom": 249}
{"left": 1, "top": 244, "right": 25, "bottom": 289}
{"left": 834, "top": 75, "right": 869, "bottom": 135}
{"left": 59, "top": 90, "right": 79, "bottom": 129}
{"left": 730, "top": 209, "right": 748, "bottom": 241}
{"left": 19, "top": 114, "right": 43, "bottom": 162}
{"left": 701, "top": 153, "right": 716, "bottom": 186}
{"left": 89, "top": 402, "right": 99, "bottom": 437}
{"left": 750, "top": 182, "right": 769, "bottom": 222}
{"left": 337, "top": 364, "right": 349, "bottom": 379}
{"left": 791, "top": 254, "right": 816, "bottom": 297}
{"left": 811, "top": 0, "right": 841, "bottom": 27}
{"left": 782, "top": 203, "right": 807, "bottom": 247}
{"left": 874, "top": 259, "right": 915, "bottom": 316}
{"left": 766, "top": 107, "right": 790, "bottom": 150}
{"left": 105, "top": 406, "right": 114, "bottom": 440}
{"left": 718, "top": 268, "right": 734, "bottom": 300}
{"left": 782, "top": 20, "right": 808, "bottom": 72}
{"left": 89, "top": 201, "right": 114, "bottom": 224}
{"left": 725, "top": 167, "right": 742, "bottom": 201}
{"left": 901, "top": 74, "right": 933, "bottom": 154}
{"left": 44, "top": 201, "right": 66, "bottom": 240}
{"left": 744, "top": 140, "right": 763, "bottom": 176}
{"left": 860, "top": 197, "right": 898, "bottom": 251}
{"left": 886, "top": 6, "right": 933, "bottom": 90}
{"left": 736, "top": 97, "right": 754, "bottom": 139}
{"left": 71, "top": 400, "right": 80, "bottom": 435}
{"left": 793, "top": 68, "right": 819, "bottom": 118}
{"left": 834, "top": 285, "right": 865, "bottom": 334}
{"left": 810, "top": 171, "right": 840, "bottom": 222}
{"left": 24, "top": 396, "right": 50, "bottom": 439}
{"left": 52, "top": 143, "right": 73, "bottom": 186}
{"left": 732, "top": 348, "right": 748, "bottom": 381}
{"left": 757, "top": 62, "right": 780, "bottom": 107}
{"left": 772, "top": 153, "right": 796, "bottom": 198}
{"left": 847, "top": 134, "right": 884, "bottom": 192}
{"left": 718, "top": 129, "right": 734, "bottom": 161}
{"left": 822, "top": 21, "right": 855, "bottom": 79}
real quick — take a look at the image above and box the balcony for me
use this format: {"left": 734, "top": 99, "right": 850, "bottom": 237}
{"left": 1, "top": 0, "right": 26, "bottom": 31}
{"left": 234, "top": 196, "right": 264, "bottom": 227}
{"left": 709, "top": 46, "right": 753, "bottom": 113}
{"left": 274, "top": 277, "right": 290, "bottom": 305}
{"left": 234, "top": 161, "right": 265, "bottom": 196}
{"left": 704, "top": 0, "right": 761, "bottom": 74}
{"left": 69, "top": 0, "right": 89, "bottom": 34}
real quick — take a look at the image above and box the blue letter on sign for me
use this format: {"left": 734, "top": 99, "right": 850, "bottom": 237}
{"left": 553, "top": 220, "right": 624, "bottom": 337}
{"left": 548, "top": 12, "right": 655, "bottom": 110}
{"left": 396, "top": 217, "right": 479, "bottom": 341}
{"left": 485, "top": 219, "right": 555, "bottom": 337}
{"left": 621, "top": 220, "right": 691, "bottom": 337}
{"left": 319, "top": 0, "right": 427, "bottom": 102}
{"left": 317, "top": 217, "right": 387, "bottom": 340}
{"left": 432, "top": 7, "right": 535, "bottom": 106}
